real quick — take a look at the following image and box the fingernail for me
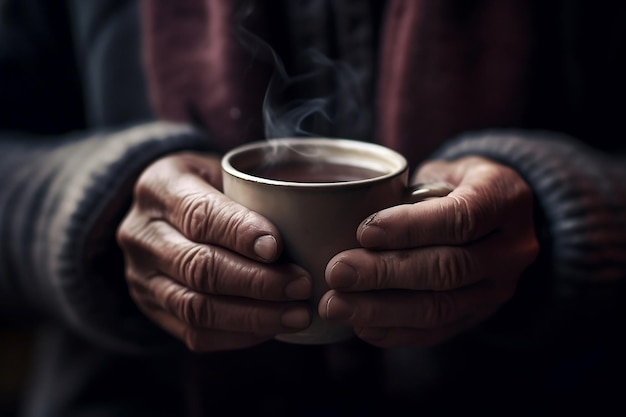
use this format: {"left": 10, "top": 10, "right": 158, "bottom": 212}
{"left": 325, "top": 295, "right": 353, "bottom": 321}
{"left": 254, "top": 235, "right": 277, "bottom": 261}
{"left": 359, "top": 225, "right": 387, "bottom": 248}
{"left": 357, "top": 327, "right": 388, "bottom": 341}
{"left": 281, "top": 308, "right": 311, "bottom": 329}
{"left": 329, "top": 262, "right": 357, "bottom": 289}
{"left": 285, "top": 276, "right": 311, "bottom": 299}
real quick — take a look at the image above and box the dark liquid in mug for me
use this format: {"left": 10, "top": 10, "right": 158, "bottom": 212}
{"left": 250, "top": 161, "right": 385, "bottom": 183}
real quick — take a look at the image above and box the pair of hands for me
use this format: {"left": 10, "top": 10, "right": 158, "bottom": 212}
{"left": 116, "top": 151, "right": 539, "bottom": 352}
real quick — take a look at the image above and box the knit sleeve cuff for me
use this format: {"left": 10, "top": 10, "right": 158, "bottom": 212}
{"left": 40, "top": 121, "right": 214, "bottom": 353}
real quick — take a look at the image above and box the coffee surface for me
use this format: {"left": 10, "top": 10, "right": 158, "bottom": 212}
{"left": 250, "top": 161, "right": 384, "bottom": 183}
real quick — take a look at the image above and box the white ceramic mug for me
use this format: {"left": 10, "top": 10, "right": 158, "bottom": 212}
{"left": 222, "top": 138, "right": 453, "bottom": 344}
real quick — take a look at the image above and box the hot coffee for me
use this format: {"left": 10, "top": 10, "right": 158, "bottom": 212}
{"left": 250, "top": 161, "right": 384, "bottom": 183}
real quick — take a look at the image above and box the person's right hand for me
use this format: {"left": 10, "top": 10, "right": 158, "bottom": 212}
{"left": 116, "top": 152, "right": 312, "bottom": 352}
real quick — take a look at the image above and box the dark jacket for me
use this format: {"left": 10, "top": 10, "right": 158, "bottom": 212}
{"left": 1, "top": 1, "right": 625, "bottom": 416}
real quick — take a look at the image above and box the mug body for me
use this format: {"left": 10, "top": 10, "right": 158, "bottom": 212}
{"left": 222, "top": 138, "right": 409, "bottom": 344}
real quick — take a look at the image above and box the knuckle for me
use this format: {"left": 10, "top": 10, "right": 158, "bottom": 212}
{"left": 170, "top": 287, "right": 208, "bottom": 327}
{"left": 133, "top": 174, "right": 153, "bottom": 201}
{"left": 115, "top": 224, "right": 128, "bottom": 246}
{"left": 115, "top": 212, "right": 154, "bottom": 253}
{"left": 241, "top": 310, "right": 268, "bottom": 332}
{"left": 177, "top": 245, "right": 219, "bottom": 293}
{"left": 449, "top": 195, "right": 476, "bottom": 242}
{"left": 178, "top": 194, "right": 255, "bottom": 252}
{"left": 219, "top": 205, "right": 258, "bottom": 249}
{"left": 431, "top": 249, "right": 470, "bottom": 290}
{"left": 115, "top": 213, "right": 136, "bottom": 247}
{"left": 124, "top": 269, "right": 145, "bottom": 290}
{"left": 128, "top": 273, "right": 161, "bottom": 307}
{"left": 374, "top": 254, "right": 397, "bottom": 289}
{"left": 179, "top": 193, "right": 214, "bottom": 240}
{"left": 247, "top": 270, "right": 273, "bottom": 298}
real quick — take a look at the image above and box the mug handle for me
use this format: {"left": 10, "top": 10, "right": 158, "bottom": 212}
{"left": 406, "top": 181, "right": 455, "bottom": 203}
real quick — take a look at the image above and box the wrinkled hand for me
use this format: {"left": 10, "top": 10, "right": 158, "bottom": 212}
{"left": 116, "top": 152, "right": 312, "bottom": 352}
{"left": 319, "top": 156, "right": 539, "bottom": 348}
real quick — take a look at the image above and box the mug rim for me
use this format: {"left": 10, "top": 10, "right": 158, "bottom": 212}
{"left": 221, "top": 137, "right": 408, "bottom": 188}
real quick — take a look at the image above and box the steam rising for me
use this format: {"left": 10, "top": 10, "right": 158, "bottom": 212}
{"left": 263, "top": 50, "right": 365, "bottom": 141}
{"left": 235, "top": 2, "right": 366, "bottom": 141}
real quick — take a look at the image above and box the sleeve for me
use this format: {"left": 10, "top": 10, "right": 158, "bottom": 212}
{"left": 0, "top": 0, "right": 206, "bottom": 353}
{"left": 431, "top": 129, "right": 626, "bottom": 350}
{"left": 0, "top": 122, "right": 216, "bottom": 353}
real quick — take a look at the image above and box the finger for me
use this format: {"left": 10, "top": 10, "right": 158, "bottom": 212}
{"left": 357, "top": 191, "right": 494, "bottom": 250}
{"left": 129, "top": 274, "right": 311, "bottom": 333}
{"left": 326, "top": 245, "right": 484, "bottom": 292}
{"left": 134, "top": 152, "right": 282, "bottom": 262}
{"left": 140, "top": 307, "right": 272, "bottom": 352}
{"left": 123, "top": 219, "right": 311, "bottom": 301}
{"left": 358, "top": 160, "right": 532, "bottom": 250}
{"left": 319, "top": 280, "right": 511, "bottom": 329}
{"left": 328, "top": 228, "right": 536, "bottom": 292}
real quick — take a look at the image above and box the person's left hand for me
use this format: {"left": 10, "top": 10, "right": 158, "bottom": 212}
{"left": 318, "top": 156, "right": 539, "bottom": 348}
